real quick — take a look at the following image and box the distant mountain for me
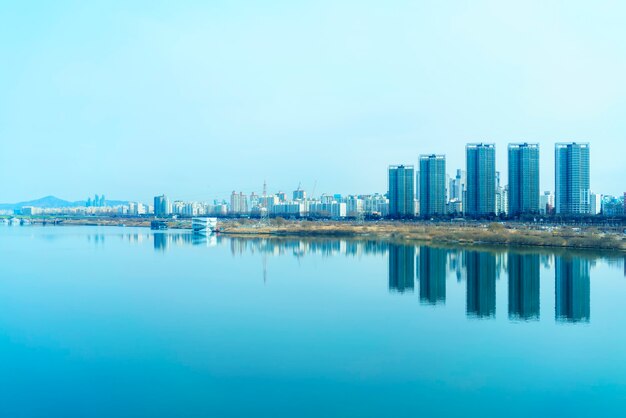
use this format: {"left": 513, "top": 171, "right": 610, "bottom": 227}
{"left": 0, "top": 196, "right": 129, "bottom": 210}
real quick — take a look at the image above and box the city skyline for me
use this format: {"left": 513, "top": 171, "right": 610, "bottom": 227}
{"left": 1, "top": 2, "right": 625, "bottom": 202}
{"left": 5, "top": 139, "right": 625, "bottom": 219}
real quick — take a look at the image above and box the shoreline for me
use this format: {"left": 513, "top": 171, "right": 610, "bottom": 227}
{"left": 17, "top": 217, "right": 626, "bottom": 253}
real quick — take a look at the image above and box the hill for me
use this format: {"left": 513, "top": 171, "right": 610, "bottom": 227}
{"left": 0, "top": 196, "right": 128, "bottom": 210}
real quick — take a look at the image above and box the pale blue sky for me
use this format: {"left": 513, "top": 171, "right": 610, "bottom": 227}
{"left": 1, "top": 0, "right": 625, "bottom": 203}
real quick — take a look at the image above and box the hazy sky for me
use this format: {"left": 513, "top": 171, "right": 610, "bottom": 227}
{"left": 1, "top": 1, "right": 625, "bottom": 203}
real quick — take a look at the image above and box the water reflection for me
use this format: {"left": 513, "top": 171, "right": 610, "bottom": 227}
{"left": 388, "top": 244, "right": 415, "bottom": 293}
{"left": 152, "top": 232, "right": 217, "bottom": 251}
{"left": 61, "top": 229, "right": 626, "bottom": 325}
{"left": 555, "top": 257, "right": 591, "bottom": 323}
{"left": 508, "top": 254, "right": 540, "bottom": 321}
{"left": 466, "top": 251, "right": 496, "bottom": 319}
{"left": 418, "top": 246, "right": 446, "bottom": 305}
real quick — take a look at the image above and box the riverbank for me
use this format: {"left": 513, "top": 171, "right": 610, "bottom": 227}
{"left": 21, "top": 217, "right": 626, "bottom": 252}
{"left": 220, "top": 220, "right": 626, "bottom": 252}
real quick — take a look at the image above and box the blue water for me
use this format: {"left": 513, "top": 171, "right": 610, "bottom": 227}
{"left": 0, "top": 226, "right": 625, "bottom": 417}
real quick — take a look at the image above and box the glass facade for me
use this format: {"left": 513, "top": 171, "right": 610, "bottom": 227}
{"left": 466, "top": 144, "right": 496, "bottom": 216}
{"left": 388, "top": 165, "right": 415, "bottom": 218}
{"left": 419, "top": 154, "right": 446, "bottom": 217}
{"left": 555, "top": 143, "right": 590, "bottom": 215}
{"left": 508, "top": 143, "right": 540, "bottom": 216}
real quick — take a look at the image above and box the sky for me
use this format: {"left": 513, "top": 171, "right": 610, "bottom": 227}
{"left": 1, "top": 0, "right": 625, "bottom": 203}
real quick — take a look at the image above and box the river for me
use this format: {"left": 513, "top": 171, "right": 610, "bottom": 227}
{"left": 0, "top": 226, "right": 625, "bottom": 417}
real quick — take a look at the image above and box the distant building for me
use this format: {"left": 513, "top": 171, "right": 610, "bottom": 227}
{"left": 259, "top": 195, "right": 279, "bottom": 211}
{"left": 447, "top": 199, "right": 463, "bottom": 215}
{"left": 539, "top": 191, "right": 554, "bottom": 215}
{"left": 508, "top": 143, "right": 540, "bottom": 216}
{"left": 601, "top": 195, "right": 624, "bottom": 216}
{"left": 276, "top": 192, "right": 287, "bottom": 202}
{"left": 273, "top": 201, "right": 305, "bottom": 217}
{"left": 449, "top": 169, "right": 466, "bottom": 202}
{"left": 21, "top": 206, "right": 41, "bottom": 216}
{"left": 495, "top": 171, "right": 508, "bottom": 216}
{"left": 293, "top": 187, "right": 306, "bottom": 201}
{"left": 361, "top": 194, "right": 389, "bottom": 217}
{"left": 466, "top": 143, "right": 496, "bottom": 217}
{"left": 419, "top": 154, "right": 446, "bottom": 217}
{"left": 345, "top": 195, "right": 364, "bottom": 217}
{"left": 555, "top": 142, "right": 591, "bottom": 215}
{"left": 230, "top": 191, "right": 249, "bottom": 214}
{"left": 590, "top": 192, "right": 602, "bottom": 215}
{"left": 388, "top": 165, "right": 415, "bottom": 218}
{"left": 154, "top": 195, "right": 171, "bottom": 217}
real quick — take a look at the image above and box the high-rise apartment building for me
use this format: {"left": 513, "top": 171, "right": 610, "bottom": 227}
{"left": 154, "top": 194, "right": 171, "bottom": 217}
{"left": 388, "top": 165, "right": 415, "bottom": 218}
{"left": 590, "top": 192, "right": 602, "bottom": 215}
{"left": 293, "top": 187, "right": 306, "bottom": 201}
{"left": 419, "top": 155, "right": 446, "bottom": 217}
{"left": 230, "top": 191, "right": 249, "bottom": 214}
{"left": 508, "top": 143, "right": 540, "bottom": 216}
{"left": 555, "top": 143, "right": 590, "bottom": 215}
{"left": 466, "top": 143, "right": 496, "bottom": 216}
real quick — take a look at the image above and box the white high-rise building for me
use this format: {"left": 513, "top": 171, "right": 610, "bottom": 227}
{"left": 590, "top": 192, "right": 602, "bottom": 215}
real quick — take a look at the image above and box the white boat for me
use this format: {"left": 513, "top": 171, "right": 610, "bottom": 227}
{"left": 192, "top": 217, "right": 218, "bottom": 235}
{"left": 9, "top": 217, "right": 20, "bottom": 226}
{"left": 1, "top": 218, "right": 8, "bottom": 225}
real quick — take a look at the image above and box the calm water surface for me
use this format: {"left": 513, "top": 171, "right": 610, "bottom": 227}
{"left": 1, "top": 226, "right": 625, "bottom": 417}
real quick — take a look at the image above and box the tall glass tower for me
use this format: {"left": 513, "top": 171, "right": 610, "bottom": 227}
{"left": 419, "top": 154, "right": 446, "bottom": 217}
{"left": 555, "top": 143, "right": 590, "bottom": 215}
{"left": 465, "top": 143, "right": 496, "bottom": 217}
{"left": 508, "top": 143, "right": 540, "bottom": 216}
{"left": 388, "top": 165, "right": 415, "bottom": 218}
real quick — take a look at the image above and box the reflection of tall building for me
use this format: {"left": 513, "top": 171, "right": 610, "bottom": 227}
{"left": 555, "top": 257, "right": 590, "bottom": 323}
{"left": 153, "top": 233, "right": 168, "bottom": 251}
{"left": 389, "top": 244, "right": 415, "bottom": 293}
{"left": 418, "top": 246, "right": 446, "bottom": 305}
{"left": 466, "top": 251, "right": 496, "bottom": 318}
{"left": 508, "top": 254, "right": 540, "bottom": 321}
